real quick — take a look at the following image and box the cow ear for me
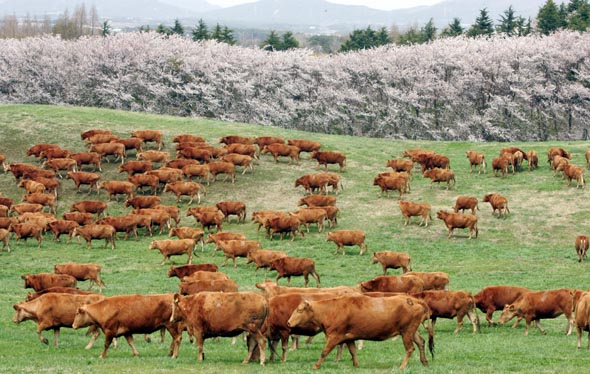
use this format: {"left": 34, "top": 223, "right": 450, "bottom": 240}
{"left": 13, "top": 304, "right": 20, "bottom": 311}
{"left": 173, "top": 293, "right": 181, "bottom": 304}
{"left": 507, "top": 304, "right": 514, "bottom": 311}
{"left": 303, "top": 300, "right": 312, "bottom": 309}
{"left": 20, "top": 274, "right": 26, "bottom": 279}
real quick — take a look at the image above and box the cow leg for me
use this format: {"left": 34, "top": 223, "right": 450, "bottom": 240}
{"left": 53, "top": 328, "right": 60, "bottom": 347}
{"left": 312, "top": 271, "right": 321, "bottom": 288}
{"left": 535, "top": 319, "right": 546, "bottom": 335}
{"left": 312, "top": 337, "right": 340, "bottom": 370}
{"left": 346, "top": 341, "right": 359, "bottom": 368}
{"left": 413, "top": 330, "right": 428, "bottom": 366}
{"left": 125, "top": 334, "right": 140, "bottom": 356}
{"left": 577, "top": 326, "right": 583, "bottom": 348}
{"left": 399, "top": 331, "right": 417, "bottom": 370}
{"left": 100, "top": 333, "right": 115, "bottom": 358}
{"left": 566, "top": 314, "right": 574, "bottom": 336}
{"left": 454, "top": 315, "right": 464, "bottom": 334}
{"left": 85, "top": 326, "right": 101, "bottom": 350}
{"left": 467, "top": 310, "right": 479, "bottom": 334}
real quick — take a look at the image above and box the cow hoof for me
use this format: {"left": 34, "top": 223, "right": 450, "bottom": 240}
{"left": 41, "top": 338, "right": 49, "bottom": 345}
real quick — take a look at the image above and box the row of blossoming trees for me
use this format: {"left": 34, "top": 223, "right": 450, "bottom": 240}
{"left": 0, "top": 30, "right": 589, "bottom": 141}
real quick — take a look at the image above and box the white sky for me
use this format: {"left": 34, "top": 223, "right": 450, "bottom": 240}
{"left": 207, "top": 0, "right": 444, "bottom": 11}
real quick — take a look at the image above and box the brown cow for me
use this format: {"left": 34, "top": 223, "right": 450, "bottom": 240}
{"left": 18, "top": 179, "right": 46, "bottom": 194}
{"left": 25, "top": 286, "right": 96, "bottom": 302}
{"left": 373, "top": 174, "right": 408, "bottom": 198}
{"left": 215, "top": 239, "right": 261, "bottom": 268}
{"left": 250, "top": 210, "right": 285, "bottom": 233}
{"left": 153, "top": 205, "right": 181, "bottom": 227}
{"left": 62, "top": 212, "right": 93, "bottom": 226}
{"left": 399, "top": 201, "right": 431, "bottom": 227}
{"left": 181, "top": 271, "right": 229, "bottom": 283}
{"left": 182, "top": 164, "right": 211, "bottom": 184}
{"left": 89, "top": 142, "right": 125, "bottom": 164}
{"left": 164, "top": 181, "right": 205, "bottom": 205}
{"left": 167, "top": 158, "right": 199, "bottom": 170}
{"left": 482, "top": 193, "right": 510, "bottom": 218}
{"left": 287, "top": 139, "right": 321, "bottom": 153}
{"left": 295, "top": 173, "right": 330, "bottom": 195}
{"left": 9, "top": 222, "right": 44, "bottom": 248}
{"left": 576, "top": 235, "right": 589, "bottom": 262}
{"left": 297, "top": 194, "right": 336, "bottom": 207}
{"left": 221, "top": 153, "right": 254, "bottom": 175}
{"left": 81, "top": 129, "right": 112, "bottom": 140}
{"left": 499, "top": 288, "right": 575, "bottom": 336}
{"left": 415, "top": 153, "right": 450, "bottom": 171}
{"left": 216, "top": 201, "right": 246, "bottom": 223}
{"left": 70, "top": 200, "right": 107, "bottom": 218}
{"left": 219, "top": 135, "right": 255, "bottom": 145}
{"left": 255, "top": 136, "right": 285, "bottom": 149}
{"left": 54, "top": 263, "right": 105, "bottom": 291}
{"left": 326, "top": 230, "right": 367, "bottom": 255}
{"left": 261, "top": 144, "right": 301, "bottom": 164}
{"left": 204, "top": 231, "right": 246, "bottom": 250}
{"left": 575, "top": 291, "right": 590, "bottom": 348}
{"left": 492, "top": 156, "right": 510, "bottom": 177}
{"left": 246, "top": 249, "right": 288, "bottom": 276}
{"left": 225, "top": 143, "right": 258, "bottom": 159}
{"left": 547, "top": 147, "right": 571, "bottom": 165}
{"left": 127, "top": 174, "right": 159, "bottom": 195}
{"left": 39, "top": 147, "right": 72, "bottom": 161}
{"left": 372, "top": 251, "right": 411, "bottom": 275}
{"left": 173, "top": 134, "right": 205, "bottom": 143}
{"left": 423, "top": 168, "right": 455, "bottom": 190}
{"left": 13, "top": 293, "right": 106, "bottom": 347}
{"left": 270, "top": 256, "right": 321, "bottom": 288}
{"left": 266, "top": 215, "right": 303, "bottom": 241}
{"left": 42, "top": 157, "right": 77, "bottom": 177}
{"left": 474, "top": 285, "right": 531, "bottom": 326}
{"left": 314, "top": 205, "right": 339, "bottom": 229}
{"left": 171, "top": 292, "right": 267, "bottom": 364}
{"left": 112, "top": 137, "right": 144, "bottom": 153}
{"left": 131, "top": 129, "right": 164, "bottom": 150}
{"left": 527, "top": 150, "right": 539, "bottom": 170}
{"left": 177, "top": 147, "right": 212, "bottom": 163}
{"left": 359, "top": 274, "right": 424, "bottom": 293}
{"left": 436, "top": 210, "right": 478, "bottom": 239}
{"left": 311, "top": 150, "right": 346, "bottom": 172}
{"left": 207, "top": 161, "right": 236, "bottom": 183}
{"left": 124, "top": 196, "right": 161, "bottom": 210}
{"left": 167, "top": 263, "right": 219, "bottom": 278}
{"left": 48, "top": 219, "right": 79, "bottom": 242}
{"left": 31, "top": 176, "right": 59, "bottom": 198}
{"left": 66, "top": 171, "right": 100, "bottom": 194}
{"left": 386, "top": 158, "right": 414, "bottom": 175}
{"left": 97, "top": 216, "right": 140, "bottom": 240}
{"left": 193, "top": 211, "right": 224, "bottom": 233}
{"left": 169, "top": 227, "right": 205, "bottom": 251}
{"left": 0, "top": 228, "right": 11, "bottom": 252}
{"left": 26, "top": 144, "right": 60, "bottom": 158}
{"left": 137, "top": 150, "right": 170, "bottom": 164}
{"left": 10, "top": 202, "right": 44, "bottom": 216}
{"left": 73, "top": 294, "right": 182, "bottom": 358}
{"left": 255, "top": 280, "right": 359, "bottom": 298}
{"left": 466, "top": 151, "right": 486, "bottom": 174}
{"left": 563, "top": 163, "right": 585, "bottom": 188}
{"left": 85, "top": 133, "right": 118, "bottom": 146}
{"left": 22, "top": 273, "right": 78, "bottom": 292}
{"left": 454, "top": 196, "right": 479, "bottom": 215}
{"left": 97, "top": 181, "right": 135, "bottom": 201}
{"left": 289, "top": 208, "right": 327, "bottom": 233}
{"left": 71, "top": 224, "right": 116, "bottom": 250}
{"left": 22, "top": 193, "right": 56, "bottom": 214}
{"left": 118, "top": 160, "right": 153, "bottom": 176}
{"left": 71, "top": 152, "right": 102, "bottom": 172}
{"left": 149, "top": 239, "right": 195, "bottom": 264}
{"left": 405, "top": 272, "right": 450, "bottom": 291}
{"left": 287, "top": 294, "right": 433, "bottom": 370}
{"left": 178, "top": 279, "right": 238, "bottom": 295}
{"left": 411, "top": 290, "right": 478, "bottom": 334}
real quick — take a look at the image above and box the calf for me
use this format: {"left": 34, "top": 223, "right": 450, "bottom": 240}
{"left": 178, "top": 279, "right": 238, "bottom": 295}
{"left": 286, "top": 294, "right": 433, "bottom": 370}
{"left": 436, "top": 210, "right": 478, "bottom": 239}
{"left": 423, "top": 168, "right": 455, "bottom": 190}
{"left": 576, "top": 235, "right": 589, "bottom": 262}
{"left": 246, "top": 249, "right": 288, "bottom": 276}
{"left": 66, "top": 171, "right": 101, "bottom": 194}
{"left": 466, "top": 150, "right": 486, "bottom": 174}
{"left": 398, "top": 201, "right": 431, "bottom": 227}
{"left": 311, "top": 150, "right": 346, "bottom": 172}
{"left": 71, "top": 224, "right": 116, "bottom": 250}
{"left": 54, "top": 263, "right": 105, "bottom": 291}
{"left": 149, "top": 239, "right": 195, "bottom": 264}
{"left": 215, "top": 201, "right": 246, "bottom": 223}
{"left": 359, "top": 274, "right": 424, "bottom": 293}
{"left": 482, "top": 193, "right": 510, "bottom": 218}
{"left": 326, "top": 230, "right": 367, "bottom": 255}
{"left": 270, "top": 256, "right": 321, "bottom": 288}
{"left": 411, "top": 290, "right": 479, "bottom": 334}
{"left": 405, "top": 271, "right": 450, "bottom": 290}
{"left": 167, "top": 263, "right": 219, "bottom": 279}
{"left": 22, "top": 273, "right": 77, "bottom": 292}
{"left": 215, "top": 239, "right": 261, "bottom": 268}
{"left": 474, "top": 285, "right": 531, "bottom": 326}
{"left": 171, "top": 292, "right": 267, "bottom": 364}
{"left": 499, "top": 288, "right": 575, "bottom": 336}
{"left": 492, "top": 156, "right": 510, "bottom": 177}
{"left": 454, "top": 195, "right": 479, "bottom": 215}
{"left": 372, "top": 251, "right": 411, "bottom": 274}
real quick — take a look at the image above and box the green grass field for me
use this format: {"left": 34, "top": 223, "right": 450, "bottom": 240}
{"left": 1, "top": 104, "right": 589, "bottom": 373}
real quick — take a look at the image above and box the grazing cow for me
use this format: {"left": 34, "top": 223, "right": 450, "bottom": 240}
{"left": 287, "top": 294, "right": 433, "bottom": 370}
{"left": 265, "top": 215, "right": 303, "bottom": 241}
{"left": 287, "top": 139, "right": 321, "bottom": 153}
{"left": 454, "top": 196, "right": 479, "bottom": 215}
{"left": 255, "top": 136, "right": 285, "bottom": 149}
{"left": 492, "top": 156, "right": 510, "bottom": 177}
{"left": 71, "top": 152, "right": 102, "bottom": 172}
{"left": 474, "top": 285, "right": 531, "bottom": 326}
{"left": 174, "top": 134, "right": 205, "bottom": 143}
{"left": 482, "top": 193, "right": 510, "bottom": 218}
{"left": 207, "top": 161, "right": 236, "bottom": 183}
{"left": 66, "top": 171, "right": 100, "bottom": 194}
{"left": 216, "top": 201, "right": 246, "bottom": 223}
{"left": 411, "top": 290, "right": 478, "bottom": 334}
{"left": 499, "top": 288, "right": 575, "bottom": 336}
{"left": 386, "top": 158, "right": 414, "bottom": 175}
{"left": 399, "top": 201, "right": 431, "bottom": 227}
{"left": 575, "top": 292, "right": 590, "bottom": 349}
{"left": 89, "top": 142, "right": 125, "bottom": 164}
{"left": 137, "top": 150, "right": 170, "bottom": 164}
{"left": 359, "top": 274, "right": 424, "bottom": 293}
{"left": 9, "top": 222, "right": 43, "bottom": 248}
{"left": 422, "top": 168, "right": 455, "bottom": 190}
{"left": 527, "top": 150, "right": 539, "bottom": 170}
{"left": 225, "top": 143, "right": 258, "bottom": 159}
{"left": 215, "top": 239, "right": 261, "bottom": 268}
{"left": 563, "top": 163, "right": 585, "bottom": 188}
{"left": 219, "top": 135, "right": 255, "bottom": 145}
{"left": 178, "top": 279, "right": 238, "bottom": 295}
{"left": 415, "top": 153, "right": 451, "bottom": 171}
{"left": 167, "top": 263, "right": 219, "bottom": 279}
{"left": 547, "top": 147, "right": 571, "bottom": 165}
{"left": 193, "top": 211, "right": 224, "bottom": 233}
{"left": 270, "top": 256, "right": 321, "bottom": 288}
{"left": 314, "top": 205, "right": 339, "bottom": 229}
{"left": 13, "top": 293, "right": 105, "bottom": 347}
{"left": 465, "top": 151, "right": 486, "bottom": 174}
{"left": 436, "top": 211, "right": 478, "bottom": 239}
{"left": 311, "top": 150, "right": 346, "bottom": 172}
{"left": 182, "top": 164, "right": 211, "bottom": 185}
{"left": 18, "top": 179, "right": 46, "bottom": 194}
{"left": 97, "top": 216, "right": 140, "bottom": 240}
{"left": 81, "top": 129, "right": 112, "bottom": 140}
{"left": 73, "top": 294, "right": 182, "bottom": 358}
{"left": 405, "top": 272, "right": 450, "bottom": 291}
{"left": 22, "top": 193, "right": 56, "bottom": 214}
{"left": 295, "top": 173, "right": 330, "bottom": 195}
{"left": 373, "top": 174, "right": 408, "bottom": 198}
{"left": 124, "top": 196, "right": 161, "bottom": 210}
{"left": 0, "top": 228, "right": 11, "bottom": 252}
{"left": 326, "top": 230, "right": 367, "bottom": 255}
{"left": 149, "top": 239, "right": 195, "bottom": 264}
{"left": 372, "top": 251, "right": 411, "bottom": 275}
{"left": 297, "top": 194, "right": 336, "bottom": 208}
{"left": 246, "top": 249, "right": 288, "bottom": 276}
{"left": 169, "top": 227, "right": 205, "bottom": 251}
{"left": 71, "top": 224, "right": 116, "bottom": 250}
{"left": 131, "top": 129, "right": 164, "bottom": 150}
{"left": 54, "top": 263, "right": 105, "bottom": 291}
{"left": 118, "top": 160, "right": 153, "bottom": 176}
{"left": 48, "top": 219, "right": 79, "bottom": 242}
{"left": 221, "top": 153, "right": 254, "bottom": 175}
{"left": 289, "top": 208, "right": 327, "bottom": 233}
{"left": 97, "top": 181, "right": 135, "bottom": 201}
{"left": 576, "top": 235, "right": 589, "bottom": 262}
{"left": 22, "top": 273, "right": 77, "bottom": 292}
{"left": 163, "top": 181, "right": 205, "bottom": 205}
{"left": 70, "top": 200, "right": 107, "bottom": 218}
{"left": 171, "top": 292, "right": 268, "bottom": 364}
{"left": 261, "top": 144, "right": 301, "bottom": 164}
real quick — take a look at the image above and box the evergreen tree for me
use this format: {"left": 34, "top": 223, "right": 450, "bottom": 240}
{"left": 537, "top": 0, "right": 562, "bottom": 35}
{"left": 440, "top": 17, "right": 464, "bottom": 37}
{"left": 339, "top": 26, "right": 390, "bottom": 52}
{"left": 307, "top": 34, "right": 337, "bottom": 53}
{"left": 421, "top": 18, "right": 437, "bottom": 42}
{"left": 497, "top": 5, "right": 518, "bottom": 35}
{"left": 138, "top": 25, "right": 151, "bottom": 33}
{"left": 397, "top": 25, "right": 423, "bottom": 45}
{"left": 375, "top": 26, "right": 392, "bottom": 45}
{"left": 156, "top": 23, "right": 172, "bottom": 35}
{"left": 210, "top": 23, "right": 223, "bottom": 42}
{"left": 568, "top": 0, "right": 590, "bottom": 31}
{"left": 101, "top": 20, "right": 111, "bottom": 37}
{"left": 171, "top": 19, "right": 184, "bottom": 36}
{"left": 467, "top": 8, "right": 494, "bottom": 37}
{"left": 261, "top": 30, "right": 281, "bottom": 51}
{"left": 192, "top": 19, "right": 209, "bottom": 41}
{"left": 221, "top": 26, "right": 236, "bottom": 45}
{"left": 515, "top": 16, "right": 532, "bottom": 36}
{"left": 280, "top": 31, "right": 299, "bottom": 50}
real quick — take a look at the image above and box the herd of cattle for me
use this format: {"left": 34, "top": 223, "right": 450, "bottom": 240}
{"left": 3, "top": 128, "right": 590, "bottom": 369}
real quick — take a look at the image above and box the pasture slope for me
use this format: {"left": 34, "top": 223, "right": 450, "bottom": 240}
{"left": 0, "top": 104, "right": 589, "bottom": 374}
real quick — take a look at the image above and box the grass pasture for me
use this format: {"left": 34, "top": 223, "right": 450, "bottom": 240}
{"left": 1, "top": 104, "right": 590, "bottom": 373}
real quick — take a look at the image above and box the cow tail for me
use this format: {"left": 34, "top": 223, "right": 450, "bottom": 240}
{"left": 202, "top": 184, "right": 207, "bottom": 196}
{"left": 424, "top": 318, "right": 435, "bottom": 360}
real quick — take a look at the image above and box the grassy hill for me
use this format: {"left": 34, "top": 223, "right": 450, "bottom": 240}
{"left": 0, "top": 104, "right": 589, "bottom": 373}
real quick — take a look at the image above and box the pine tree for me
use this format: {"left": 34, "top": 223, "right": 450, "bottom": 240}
{"left": 171, "top": 19, "right": 184, "bottom": 36}
{"left": 192, "top": 19, "right": 209, "bottom": 41}
{"left": 441, "top": 17, "right": 464, "bottom": 37}
{"left": 280, "top": 31, "right": 299, "bottom": 50}
{"left": 101, "top": 20, "right": 111, "bottom": 37}
{"left": 497, "top": 5, "right": 517, "bottom": 35}
{"left": 339, "top": 26, "right": 390, "bottom": 52}
{"left": 261, "top": 30, "right": 281, "bottom": 51}
{"left": 156, "top": 23, "right": 172, "bottom": 35}
{"left": 210, "top": 23, "right": 223, "bottom": 42}
{"left": 397, "top": 25, "right": 423, "bottom": 45}
{"left": 221, "top": 26, "right": 236, "bottom": 45}
{"left": 421, "top": 18, "right": 437, "bottom": 42}
{"left": 537, "top": 0, "right": 562, "bottom": 35}
{"left": 467, "top": 8, "right": 494, "bottom": 37}
{"left": 568, "top": 0, "right": 590, "bottom": 31}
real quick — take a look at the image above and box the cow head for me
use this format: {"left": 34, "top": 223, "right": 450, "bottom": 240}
{"left": 436, "top": 211, "right": 449, "bottom": 220}
{"left": 287, "top": 300, "right": 314, "bottom": 329}
{"left": 498, "top": 304, "right": 518, "bottom": 325}
{"left": 12, "top": 303, "right": 33, "bottom": 323}
{"left": 72, "top": 306, "right": 92, "bottom": 329}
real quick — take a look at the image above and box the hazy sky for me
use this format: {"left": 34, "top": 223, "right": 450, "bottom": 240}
{"left": 207, "top": 0, "right": 444, "bottom": 11}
